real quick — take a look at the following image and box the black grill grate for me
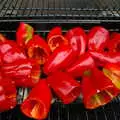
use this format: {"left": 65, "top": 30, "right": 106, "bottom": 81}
{"left": 0, "top": 0, "right": 120, "bottom": 22}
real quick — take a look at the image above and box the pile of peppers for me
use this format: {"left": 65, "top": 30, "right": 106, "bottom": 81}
{"left": 0, "top": 23, "right": 120, "bottom": 119}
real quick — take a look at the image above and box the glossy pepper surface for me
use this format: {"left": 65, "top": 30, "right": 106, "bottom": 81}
{"left": 81, "top": 68, "right": 119, "bottom": 109}
{"left": 65, "top": 27, "right": 87, "bottom": 56}
{"left": 0, "top": 72, "right": 17, "bottom": 112}
{"left": 16, "top": 22, "right": 34, "bottom": 48}
{"left": 89, "top": 51, "right": 120, "bottom": 66}
{"left": 44, "top": 45, "right": 77, "bottom": 74}
{"left": 47, "top": 26, "right": 68, "bottom": 52}
{"left": 2, "top": 59, "right": 40, "bottom": 87}
{"left": 21, "top": 80, "right": 52, "bottom": 119}
{"left": 27, "top": 35, "right": 51, "bottom": 64}
{"left": 66, "top": 53, "right": 95, "bottom": 78}
{"left": 0, "top": 40, "right": 26, "bottom": 64}
{"left": 88, "top": 26, "right": 109, "bottom": 51}
{"left": 0, "top": 40, "right": 22, "bottom": 55}
{"left": 103, "top": 63, "right": 120, "bottom": 89}
{"left": 47, "top": 71, "right": 81, "bottom": 104}
{"left": 2, "top": 48, "right": 26, "bottom": 64}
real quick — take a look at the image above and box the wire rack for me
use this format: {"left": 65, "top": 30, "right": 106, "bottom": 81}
{"left": 1, "top": 87, "right": 120, "bottom": 120}
{"left": 0, "top": 0, "right": 120, "bottom": 22}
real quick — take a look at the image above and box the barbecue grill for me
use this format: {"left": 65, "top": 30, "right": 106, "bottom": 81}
{"left": 0, "top": 0, "right": 120, "bottom": 120}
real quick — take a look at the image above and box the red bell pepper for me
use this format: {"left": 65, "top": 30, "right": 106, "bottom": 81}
{"left": 65, "top": 27, "right": 87, "bottom": 56}
{"left": 89, "top": 51, "right": 120, "bottom": 66}
{"left": 21, "top": 80, "right": 52, "bottom": 119}
{"left": 0, "top": 52, "right": 2, "bottom": 66}
{"left": 66, "top": 53, "right": 95, "bottom": 78}
{"left": 47, "top": 26, "right": 68, "bottom": 52}
{"left": 103, "top": 63, "right": 120, "bottom": 89}
{"left": 0, "top": 72, "right": 17, "bottom": 112}
{"left": 27, "top": 35, "right": 51, "bottom": 64}
{"left": 0, "top": 40, "right": 22, "bottom": 55}
{"left": 81, "top": 68, "right": 119, "bottom": 109}
{"left": 16, "top": 22, "right": 34, "bottom": 48}
{"left": 2, "top": 59, "right": 40, "bottom": 87}
{"left": 2, "top": 48, "right": 26, "bottom": 64}
{"left": 47, "top": 71, "right": 81, "bottom": 104}
{"left": 0, "top": 40, "right": 26, "bottom": 64}
{"left": 107, "top": 32, "right": 120, "bottom": 53}
{"left": 44, "top": 45, "right": 77, "bottom": 75}
{"left": 88, "top": 26, "right": 109, "bottom": 51}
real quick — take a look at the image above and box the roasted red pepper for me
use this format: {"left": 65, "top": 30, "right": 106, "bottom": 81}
{"left": 47, "top": 71, "right": 81, "bottom": 104}
{"left": 81, "top": 68, "right": 119, "bottom": 109}
{"left": 0, "top": 72, "right": 17, "bottom": 112}
{"left": 27, "top": 35, "right": 51, "bottom": 64}
{"left": 107, "top": 32, "right": 120, "bottom": 53}
{"left": 88, "top": 26, "right": 109, "bottom": 51}
{"left": 103, "top": 63, "right": 120, "bottom": 89}
{"left": 44, "top": 45, "right": 77, "bottom": 74}
{"left": 66, "top": 53, "right": 95, "bottom": 78}
{"left": 89, "top": 51, "right": 120, "bottom": 66}
{"left": 2, "top": 48, "right": 26, "bottom": 64}
{"left": 16, "top": 22, "right": 34, "bottom": 48}
{"left": 47, "top": 26, "right": 68, "bottom": 52}
{"left": 2, "top": 59, "right": 40, "bottom": 87}
{"left": 21, "top": 80, "right": 52, "bottom": 119}
{"left": 0, "top": 40, "right": 21, "bottom": 55}
{"left": 0, "top": 40, "right": 26, "bottom": 64}
{"left": 65, "top": 27, "right": 87, "bottom": 56}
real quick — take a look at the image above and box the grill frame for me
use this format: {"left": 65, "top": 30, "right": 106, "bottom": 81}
{"left": 1, "top": 0, "right": 120, "bottom": 119}
{"left": 0, "top": 0, "right": 120, "bottom": 22}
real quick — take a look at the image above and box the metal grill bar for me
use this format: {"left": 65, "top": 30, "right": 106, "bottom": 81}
{"left": 0, "top": 0, "right": 120, "bottom": 21}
